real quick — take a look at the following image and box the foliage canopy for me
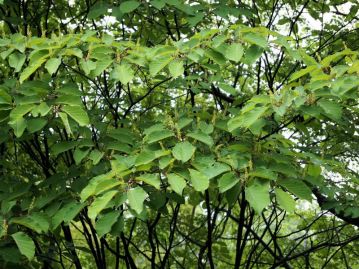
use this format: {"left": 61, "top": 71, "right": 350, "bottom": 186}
{"left": 0, "top": 0, "right": 359, "bottom": 268}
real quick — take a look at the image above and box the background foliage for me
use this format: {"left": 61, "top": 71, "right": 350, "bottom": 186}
{"left": 0, "top": 0, "right": 359, "bottom": 268}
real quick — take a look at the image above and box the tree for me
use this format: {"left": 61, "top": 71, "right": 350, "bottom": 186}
{"left": 0, "top": 0, "right": 359, "bottom": 268}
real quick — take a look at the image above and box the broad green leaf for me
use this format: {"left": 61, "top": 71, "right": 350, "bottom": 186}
{"left": 218, "top": 172, "right": 238, "bottom": 193}
{"left": 172, "top": 141, "right": 196, "bottom": 162}
{"left": 20, "top": 57, "right": 47, "bottom": 83}
{"left": 51, "top": 141, "right": 77, "bottom": 155}
{"left": 9, "top": 118, "right": 26, "bottom": 137}
{"left": 59, "top": 112, "right": 72, "bottom": 135}
{"left": 187, "top": 131, "right": 214, "bottom": 147}
{"left": 136, "top": 173, "right": 161, "bottom": 189}
{"left": 11, "top": 213, "right": 50, "bottom": 233}
{"left": 27, "top": 118, "right": 47, "bottom": 133}
{"left": 189, "top": 169, "right": 209, "bottom": 192}
{"left": 74, "top": 148, "right": 90, "bottom": 165}
{"left": 88, "top": 190, "right": 118, "bottom": 219}
{"left": 80, "top": 59, "right": 96, "bottom": 75}
{"left": 88, "top": 2, "right": 108, "bottom": 19}
{"left": 120, "top": 1, "right": 140, "bottom": 13}
{"left": 150, "top": 56, "right": 173, "bottom": 76}
{"left": 111, "top": 63, "right": 134, "bottom": 84}
{"left": 80, "top": 173, "right": 117, "bottom": 201}
{"left": 178, "top": 117, "right": 193, "bottom": 129}
{"left": 10, "top": 104, "right": 35, "bottom": 121}
{"left": 199, "top": 121, "right": 214, "bottom": 134}
{"left": 243, "top": 33, "right": 268, "bottom": 48}
{"left": 289, "top": 65, "right": 317, "bottom": 82}
{"left": 205, "top": 49, "right": 226, "bottom": 65}
{"left": 8, "top": 52, "right": 26, "bottom": 72}
{"left": 242, "top": 45, "right": 263, "bottom": 65}
{"left": 219, "top": 83, "right": 238, "bottom": 95}
{"left": 169, "top": 60, "right": 184, "bottom": 78}
{"left": 249, "top": 167, "right": 277, "bottom": 181}
{"left": 107, "top": 128, "right": 134, "bottom": 145}
{"left": 128, "top": 187, "right": 147, "bottom": 214}
{"left": 32, "top": 102, "right": 51, "bottom": 117}
{"left": 228, "top": 106, "right": 268, "bottom": 132}
{"left": 245, "top": 179, "right": 270, "bottom": 213}
{"left": 12, "top": 232, "right": 35, "bottom": 260}
{"left": 224, "top": 43, "right": 244, "bottom": 62}
{"left": 151, "top": 0, "right": 166, "bottom": 9}
{"left": 62, "top": 105, "right": 90, "bottom": 126}
{"left": 159, "top": 156, "right": 173, "bottom": 169}
{"left": 145, "top": 129, "right": 174, "bottom": 144}
{"left": 52, "top": 202, "right": 85, "bottom": 229}
{"left": 96, "top": 211, "right": 119, "bottom": 238}
{"left": 275, "top": 188, "right": 296, "bottom": 213}
{"left": 89, "top": 150, "right": 104, "bottom": 165}
{"left": 277, "top": 178, "right": 312, "bottom": 201}
{"left": 317, "top": 99, "right": 342, "bottom": 121}
{"left": 167, "top": 173, "right": 186, "bottom": 195}
{"left": 45, "top": 58, "right": 61, "bottom": 75}
{"left": 193, "top": 161, "right": 231, "bottom": 179}
{"left": 135, "top": 151, "right": 157, "bottom": 166}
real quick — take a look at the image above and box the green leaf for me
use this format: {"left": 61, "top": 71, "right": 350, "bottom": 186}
{"left": 150, "top": 56, "right": 173, "bottom": 76}
{"left": 172, "top": 141, "right": 196, "bottom": 162}
{"left": 224, "top": 43, "right": 244, "bottom": 62}
{"left": 249, "top": 167, "right": 277, "bottom": 181}
{"left": 245, "top": 179, "right": 270, "bottom": 213}
{"left": 10, "top": 104, "right": 35, "bottom": 121}
{"left": 145, "top": 129, "right": 174, "bottom": 144}
{"left": 120, "top": 1, "right": 140, "bottom": 13}
{"left": 218, "top": 172, "right": 238, "bottom": 193}
{"left": 89, "top": 150, "right": 104, "bottom": 165}
{"left": 62, "top": 105, "right": 90, "bottom": 126}
{"left": 136, "top": 173, "right": 161, "bottom": 189}
{"left": 45, "top": 58, "right": 61, "bottom": 75}
{"left": 51, "top": 141, "right": 77, "bottom": 155}
{"left": 128, "top": 187, "right": 147, "bottom": 214}
{"left": 135, "top": 151, "right": 156, "bottom": 166}
{"left": 205, "top": 49, "right": 226, "bottom": 65}
{"left": 80, "top": 59, "right": 96, "bottom": 75}
{"left": 242, "top": 45, "right": 263, "bottom": 65}
{"left": 96, "top": 211, "right": 119, "bottom": 238}
{"left": 74, "top": 148, "right": 90, "bottom": 165}
{"left": 8, "top": 52, "right": 26, "bottom": 72}
{"left": 11, "top": 213, "right": 49, "bottom": 233}
{"left": 80, "top": 173, "right": 119, "bottom": 201}
{"left": 277, "top": 179, "right": 312, "bottom": 201}
{"left": 169, "top": 60, "right": 184, "bottom": 78}
{"left": 111, "top": 63, "right": 134, "bottom": 84}
{"left": 59, "top": 112, "right": 72, "bottom": 135}
{"left": 178, "top": 117, "right": 193, "bottom": 129}
{"left": 20, "top": 57, "right": 47, "bottom": 83}
{"left": 187, "top": 131, "right": 214, "bottom": 147}
{"left": 88, "top": 190, "right": 118, "bottom": 219}
{"left": 32, "top": 102, "right": 51, "bottom": 117}
{"left": 317, "top": 99, "right": 342, "bottom": 121}
{"left": 243, "top": 33, "right": 268, "bottom": 48}
{"left": 228, "top": 106, "right": 268, "bottom": 132}
{"left": 12, "top": 232, "right": 35, "bottom": 261}
{"left": 275, "top": 188, "right": 296, "bottom": 213}
{"left": 289, "top": 65, "right": 317, "bottom": 82}
{"left": 9, "top": 118, "right": 26, "bottom": 137}
{"left": 159, "top": 155, "right": 173, "bottom": 169}
{"left": 88, "top": 2, "right": 108, "bottom": 19}
{"left": 189, "top": 169, "right": 209, "bottom": 192}
{"left": 27, "top": 118, "right": 47, "bottom": 133}
{"left": 167, "top": 173, "right": 186, "bottom": 195}
{"left": 151, "top": 0, "right": 166, "bottom": 9}
{"left": 52, "top": 202, "right": 85, "bottom": 229}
